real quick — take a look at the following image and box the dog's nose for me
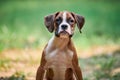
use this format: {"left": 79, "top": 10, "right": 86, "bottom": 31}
{"left": 61, "top": 25, "right": 68, "bottom": 30}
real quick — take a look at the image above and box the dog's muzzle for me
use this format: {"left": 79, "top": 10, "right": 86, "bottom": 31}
{"left": 55, "top": 25, "right": 73, "bottom": 38}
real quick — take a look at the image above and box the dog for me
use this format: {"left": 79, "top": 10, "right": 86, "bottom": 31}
{"left": 36, "top": 11, "right": 85, "bottom": 80}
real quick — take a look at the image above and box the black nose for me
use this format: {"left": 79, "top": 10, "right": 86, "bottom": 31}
{"left": 61, "top": 25, "right": 68, "bottom": 30}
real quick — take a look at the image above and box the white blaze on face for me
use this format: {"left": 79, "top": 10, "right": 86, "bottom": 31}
{"left": 58, "top": 11, "right": 72, "bottom": 35}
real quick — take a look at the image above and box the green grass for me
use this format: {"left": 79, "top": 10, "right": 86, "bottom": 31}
{"left": 0, "top": 71, "right": 25, "bottom": 80}
{"left": 79, "top": 50, "right": 120, "bottom": 80}
{"left": 0, "top": 59, "right": 11, "bottom": 70}
{"left": 0, "top": 0, "right": 120, "bottom": 51}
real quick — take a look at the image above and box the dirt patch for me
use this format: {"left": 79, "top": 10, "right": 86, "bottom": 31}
{"left": 0, "top": 45, "right": 119, "bottom": 79}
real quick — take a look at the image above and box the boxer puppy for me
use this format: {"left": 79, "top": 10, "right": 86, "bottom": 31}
{"left": 36, "top": 11, "right": 85, "bottom": 80}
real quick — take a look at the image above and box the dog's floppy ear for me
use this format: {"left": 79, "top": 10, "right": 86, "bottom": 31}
{"left": 44, "top": 14, "right": 54, "bottom": 33}
{"left": 75, "top": 15, "right": 85, "bottom": 33}
{"left": 44, "top": 12, "right": 59, "bottom": 33}
{"left": 71, "top": 13, "right": 85, "bottom": 33}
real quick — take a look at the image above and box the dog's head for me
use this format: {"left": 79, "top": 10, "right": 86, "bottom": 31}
{"left": 44, "top": 11, "right": 85, "bottom": 38}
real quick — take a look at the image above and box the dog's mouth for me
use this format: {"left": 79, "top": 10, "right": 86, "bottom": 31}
{"left": 55, "top": 31, "right": 73, "bottom": 38}
{"left": 59, "top": 31, "right": 69, "bottom": 38}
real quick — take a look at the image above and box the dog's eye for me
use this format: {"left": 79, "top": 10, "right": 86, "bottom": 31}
{"left": 70, "top": 19, "right": 74, "bottom": 23}
{"left": 55, "top": 18, "right": 62, "bottom": 24}
{"left": 56, "top": 19, "right": 60, "bottom": 22}
{"left": 68, "top": 19, "right": 74, "bottom": 24}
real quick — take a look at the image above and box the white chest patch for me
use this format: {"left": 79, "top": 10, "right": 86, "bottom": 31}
{"left": 45, "top": 39, "right": 74, "bottom": 79}
{"left": 45, "top": 48, "right": 73, "bottom": 80}
{"left": 45, "top": 36, "right": 73, "bottom": 63}
{"left": 44, "top": 35, "right": 74, "bottom": 79}
{"left": 45, "top": 49, "right": 73, "bottom": 60}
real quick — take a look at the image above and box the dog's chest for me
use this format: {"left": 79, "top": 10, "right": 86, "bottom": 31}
{"left": 45, "top": 48, "right": 73, "bottom": 80}
{"left": 45, "top": 49, "right": 73, "bottom": 66}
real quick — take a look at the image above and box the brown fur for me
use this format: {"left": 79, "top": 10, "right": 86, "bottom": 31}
{"left": 36, "top": 37, "right": 83, "bottom": 80}
{"left": 36, "top": 11, "right": 84, "bottom": 80}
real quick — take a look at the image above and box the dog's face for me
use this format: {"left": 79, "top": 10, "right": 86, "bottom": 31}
{"left": 44, "top": 11, "right": 85, "bottom": 38}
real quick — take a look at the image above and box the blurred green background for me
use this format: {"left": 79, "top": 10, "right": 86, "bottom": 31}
{"left": 0, "top": 0, "right": 120, "bottom": 51}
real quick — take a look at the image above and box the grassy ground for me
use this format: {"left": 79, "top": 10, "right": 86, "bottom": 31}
{"left": 81, "top": 49, "right": 120, "bottom": 80}
{"left": 0, "top": 0, "right": 120, "bottom": 80}
{"left": 0, "top": 47, "right": 120, "bottom": 80}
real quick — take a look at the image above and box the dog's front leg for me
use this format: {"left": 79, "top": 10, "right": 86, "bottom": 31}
{"left": 72, "top": 53, "right": 83, "bottom": 80}
{"left": 36, "top": 51, "right": 47, "bottom": 80}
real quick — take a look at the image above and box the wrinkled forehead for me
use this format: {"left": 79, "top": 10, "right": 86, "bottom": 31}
{"left": 55, "top": 11, "right": 75, "bottom": 20}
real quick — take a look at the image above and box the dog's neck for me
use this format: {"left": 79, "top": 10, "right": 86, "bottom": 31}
{"left": 48, "top": 35, "right": 71, "bottom": 50}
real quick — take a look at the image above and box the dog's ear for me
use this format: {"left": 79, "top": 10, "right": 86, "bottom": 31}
{"left": 44, "top": 12, "right": 59, "bottom": 33}
{"left": 44, "top": 14, "right": 54, "bottom": 33}
{"left": 75, "top": 15, "right": 85, "bottom": 33}
{"left": 71, "top": 13, "right": 85, "bottom": 33}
